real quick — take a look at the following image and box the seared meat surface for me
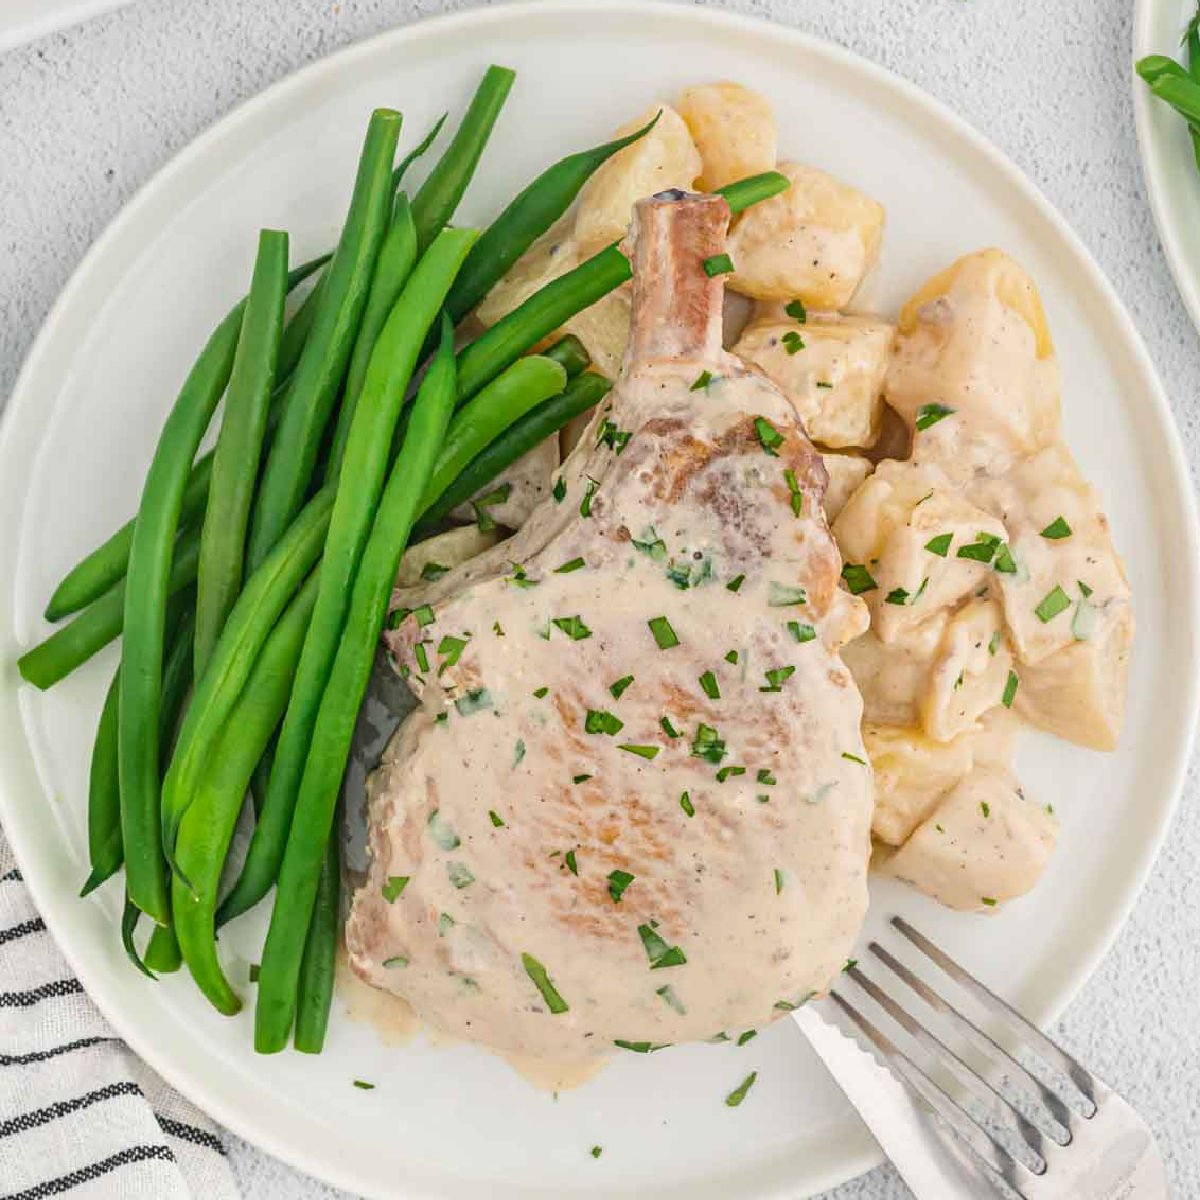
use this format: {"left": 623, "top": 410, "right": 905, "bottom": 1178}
{"left": 345, "top": 192, "right": 873, "bottom": 1062}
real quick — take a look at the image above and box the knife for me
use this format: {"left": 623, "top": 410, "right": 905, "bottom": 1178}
{"left": 792, "top": 1001, "right": 989, "bottom": 1197}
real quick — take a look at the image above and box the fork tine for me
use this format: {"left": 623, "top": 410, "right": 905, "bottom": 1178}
{"left": 830, "top": 990, "right": 1033, "bottom": 1199}
{"left": 846, "top": 963, "right": 1048, "bottom": 1171}
{"left": 891, "top": 916, "right": 1099, "bottom": 1114}
{"left": 868, "top": 941, "right": 1075, "bottom": 1141}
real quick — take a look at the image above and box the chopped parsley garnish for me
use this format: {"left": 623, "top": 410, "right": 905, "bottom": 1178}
{"left": 573, "top": 774, "right": 593, "bottom": 785}
{"left": 980, "top": 801, "right": 991, "bottom": 818}
{"left": 381, "top": 876, "right": 410, "bottom": 903}
{"left": 737, "top": 1029, "right": 758, "bottom": 1047}
{"left": 386, "top": 607, "right": 409, "bottom": 630}
{"left": 427, "top": 810, "right": 460, "bottom": 850}
{"left": 513, "top": 739, "right": 526, "bottom": 767}
{"left": 988, "top": 631, "right": 1002, "bottom": 656}
{"left": 915, "top": 403, "right": 955, "bottom": 431}
{"left": 448, "top": 862, "right": 475, "bottom": 889}
{"left": 552, "top": 476, "right": 566, "bottom": 502}
{"left": 786, "top": 299, "right": 807, "bottom": 322}
{"left": 1078, "top": 579, "right": 1094, "bottom": 598}
{"left": 842, "top": 751, "right": 866, "bottom": 765}
{"left": 724, "top": 649, "right": 739, "bottom": 664}
{"left": 414, "top": 604, "right": 436, "bottom": 627}
{"left": 585, "top": 709, "right": 624, "bottom": 736}
{"left": 382, "top": 956, "right": 408, "bottom": 969}
{"left": 580, "top": 476, "right": 599, "bottom": 517}
{"left": 726, "top": 573, "right": 746, "bottom": 592}
{"left": 715, "top": 765, "right": 746, "bottom": 782}
{"left": 1034, "top": 585, "right": 1071, "bottom": 623}
{"left": 555, "top": 556, "right": 586, "bottom": 574}
{"left": 454, "top": 688, "right": 493, "bottom": 716}
{"left": 353, "top": 1080, "right": 376, "bottom": 1090}
{"left": 614, "top": 1040, "right": 671, "bottom": 1053}
{"left": 438, "top": 912, "right": 455, "bottom": 935}
{"left": 522, "top": 952, "right": 569, "bottom": 1014}
{"left": 564, "top": 850, "right": 578, "bottom": 875}
{"left": 656, "top": 984, "right": 686, "bottom": 1014}
{"left": 633, "top": 527, "right": 668, "bottom": 561}
{"left": 815, "top": 381, "right": 833, "bottom": 389}
{"left": 1040, "top": 516, "right": 1072, "bottom": 539}
{"left": 781, "top": 330, "right": 805, "bottom": 355}
{"left": 784, "top": 468, "right": 803, "bottom": 517}
{"left": 788, "top": 620, "right": 816, "bottom": 643}
{"left": 507, "top": 561, "right": 538, "bottom": 589}
{"left": 533, "top": 686, "right": 550, "bottom": 699}
{"left": 609, "top": 675, "right": 635, "bottom": 699}
{"left": 981, "top": 897, "right": 998, "bottom": 908}
{"left": 680, "top": 791, "right": 695, "bottom": 817}
{"left": 994, "top": 544, "right": 1018, "bottom": 574}
{"left": 597, "top": 418, "right": 632, "bottom": 453}
{"left": 437, "top": 634, "right": 469, "bottom": 669}
{"left": 725, "top": 1071, "right": 758, "bottom": 1108}
{"left": 843, "top": 959, "right": 858, "bottom": 973}
{"left": 841, "top": 563, "right": 878, "bottom": 595}
{"left": 551, "top": 614, "right": 593, "bottom": 641}
{"left": 699, "top": 670, "right": 721, "bottom": 700}
{"left": 885, "top": 587, "right": 909, "bottom": 606}
{"left": 637, "top": 924, "right": 687, "bottom": 969}
{"left": 690, "top": 370, "right": 714, "bottom": 392}
{"left": 952, "top": 670, "right": 965, "bottom": 691}
{"left": 619, "top": 743, "right": 660, "bottom": 760}
{"left": 956, "top": 532, "right": 1001, "bottom": 564}
{"left": 420, "top": 561, "right": 449, "bottom": 581}
{"left": 754, "top": 416, "right": 784, "bottom": 456}
{"left": 1002, "top": 670, "right": 1019, "bottom": 709}
{"left": 773, "top": 869, "right": 784, "bottom": 894}
{"left": 414, "top": 642, "right": 429, "bottom": 674}
{"left": 760, "top": 665, "right": 796, "bottom": 692}
{"left": 648, "top": 615, "right": 680, "bottom": 649}
{"left": 493, "top": 621, "right": 505, "bottom": 637}
{"left": 660, "top": 715, "right": 681, "bottom": 738}
{"left": 769, "top": 581, "right": 808, "bottom": 607}
{"left": 691, "top": 723, "right": 726, "bottom": 764}
{"left": 607, "top": 870, "right": 635, "bottom": 902}
{"left": 703, "top": 252, "right": 735, "bottom": 277}
{"left": 924, "top": 533, "right": 953, "bottom": 557}
{"left": 591, "top": 1146, "right": 603, "bottom": 1159}
{"left": 666, "top": 554, "right": 714, "bottom": 590}
{"left": 489, "top": 810, "right": 505, "bottom": 827}
{"left": 757, "top": 769, "right": 777, "bottom": 786}
{"left": 471, "top": 483, "right": 511, "bottom": 531}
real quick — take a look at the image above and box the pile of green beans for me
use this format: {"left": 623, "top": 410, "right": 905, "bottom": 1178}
{"left": 17, "top": 66, "right": 795, "bottom": 1051}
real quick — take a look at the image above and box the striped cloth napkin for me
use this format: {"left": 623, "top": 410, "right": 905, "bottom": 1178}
{"left": 0, "top": 829, "right": 239, "bottom": 1199}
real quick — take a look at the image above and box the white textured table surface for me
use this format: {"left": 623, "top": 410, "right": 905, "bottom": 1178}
{"left": 3, "top": 1, "right": 1199, "bottom": 1196}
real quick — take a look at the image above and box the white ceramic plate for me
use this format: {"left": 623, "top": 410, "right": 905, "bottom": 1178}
{"left": 1134, "top": 0, "right": 1200, "bottom": 333}
{"left": 2, "top": 4, "right": 1197, "bottom": 1198}
{"left": 0, "top": 0, "right": 133, "bottom": 54}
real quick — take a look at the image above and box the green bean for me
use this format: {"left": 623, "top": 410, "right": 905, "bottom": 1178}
{"left": 277, "top": 273, "right": 325, "bottom": 380}
{"left": 144, "top": 924, "right": 182, "bottom": 974}
{"left": 219, "top": 230, "right": 478, "bottom": 927}
{"left": 328, "top": 194, "right": 419, "bottom": 471}
{"left": 421, "top": 355, "right": 567, "bottom": 509}
{"left": 174, "top": 570, "right": 319, "bottom": 1016}
{"left": 293, "top": 836, "right": 339, "bottom": 1053}
{"left": 255, "top": 315, "right": 458, "bottom": 1053}
{"left": 19, "top": 526, "right": 200, "bottom": 691}
{"left": 1137, "top": 55, "right": 1190, "bottom": 86}
{"left": 79, "top": 603, "right": 195, "bottom": 898}
{"left": 445, "top": 114, "right": 658, "bottom": 323}
{"left": 195, "top": 230, "right": 289, "bottom": 675}
{"left": 121, "top": 897, "right": 154, "bottom": 980}
{"left": 410, "top": 66, "right": 515, "bottom": 252}
{"left": 161, "top": 486, "right": 334, "bottom": 853}
{"left": 119, "top": 290, "right": 253, "bottom": 925}
{"left": 1150, "top": 74, "right": 1200, "bottom": 124}
{"left": 249, "top": 740, "right": 275, "bottom": 819}
{"left": 452, "top": 170, "right": 790, "bottom": 403}
{"left": 392, "top": 113, "right": 447, "bottom": 191}
{"left": 43, "top": 257, "right": 328, "bottom": 624}
{"left": 247, "top": 110, "right": 403, "bottom": 571}
{"left": 80, "top": 670, "right": 121, "bottom": 898}
{"left": 417, "top": 369, "right": 609, "bottom": 534}
{"left": 539, "top": 334, "right": 591, "bottom": 380}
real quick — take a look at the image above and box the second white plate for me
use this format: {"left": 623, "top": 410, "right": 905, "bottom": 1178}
{"left": 2, "top": 4, "right": 1198, "bottom": 1198}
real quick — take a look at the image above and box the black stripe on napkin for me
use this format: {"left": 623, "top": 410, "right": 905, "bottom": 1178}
{"left": 0, "top": 1036, "right": 110, "bottom": 1067}
{"left": 157, "top": 1114, "right": 227, "bottom": 1155}
{"left": 0, "top": 1081, "right": 142, "bottom": 1139}
{"left": 0, "top": 979, "right": 84, "bottom": 1008}
{"left": 7, "top": 1144, "right": 176, "bottom": 1200}
{"left": 0, "top": 918, "right": 46, "bottom": 946}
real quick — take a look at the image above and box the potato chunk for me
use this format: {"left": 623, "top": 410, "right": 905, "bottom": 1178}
{"left": 841, "top": 614, "right": 947, "bottom": 728}
{"left": 820, "top": 453, "right": 873, "bottom": 522}
{"left": 726, "top": 162, "right": 885, "bottom": 308}
{"left": 886, "top": 249, "right": 1060, "bottom": 479}
{"left": 677, "top": 81, "right": 776, "bottom": 190}
{"left": 920, "top": 600, "right": 1013, "bottom": 741}
{"left": 881, "top": 766, "right": 1058, "bottom": 912}
{"left": 734, "top": 314, "right": 893, "bottom": 449}
{"left": 574, "top": 105, "right": 702, "bottom": 255}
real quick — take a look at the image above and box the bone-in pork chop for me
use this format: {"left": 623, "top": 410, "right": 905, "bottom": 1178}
{"left": 345, "top": 191, "right": 873, "bottom": 1062}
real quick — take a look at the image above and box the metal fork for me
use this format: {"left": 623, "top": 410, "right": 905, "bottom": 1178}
{"left": 813, "top": 916, "right": 1168, "bottom": 1199}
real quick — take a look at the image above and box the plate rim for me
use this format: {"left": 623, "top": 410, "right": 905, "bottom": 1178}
{"left": 3, "top": 2, "right": 1199, "bottom": 1197}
